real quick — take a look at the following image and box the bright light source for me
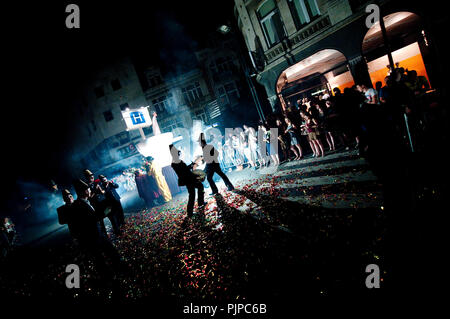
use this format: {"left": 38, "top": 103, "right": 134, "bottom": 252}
{"left": 135, "top": 132, "right": 174, "bottom": 167}
{"left": 218, "top": 25, "right": 230, "bottom": 34}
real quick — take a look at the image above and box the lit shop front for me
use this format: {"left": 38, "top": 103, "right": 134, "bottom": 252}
{"left": 363, "top": 11, "right": 432, "bottom": 89}
{"left": 276, "top": 49, "right": 354, "bottom": 110}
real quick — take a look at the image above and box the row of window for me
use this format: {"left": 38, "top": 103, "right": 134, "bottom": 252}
{"left": 152, "top": 93, "right": 175, "bottom": 113}
{"left": 258, "top": 0, "right": 320, "bottom": 48}
{"left": 89, "top": 79, "right": 238, "bottom": 133}
{"left": 94, "top": 79, "right": 122, "bottom": 98}
{"left": 209, "top": 56, "right": 235, "bottom": 74}
{"left": 182, "top": 81, "right": 204, "bottom": 105}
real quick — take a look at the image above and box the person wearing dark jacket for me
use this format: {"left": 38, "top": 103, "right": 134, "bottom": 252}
{"left": 70, "top": 179, "right": 123, "bottom": 276}
{"left": 83, "top": 169, "right": 106, "bottom": 211}
{"left": 56, "top": 189, "right": 76, "bottom": 236}
{"left": 99, "top": 174, "right": 125, "bottom": 234}
{"left": 83, "top": 169, "right": 108, "bottom": 235}
{"left": 198, "top": 133, "right": 234, "bottom": 195}
{"left": 169, "top": 144, "right": 205, "bottom": 217}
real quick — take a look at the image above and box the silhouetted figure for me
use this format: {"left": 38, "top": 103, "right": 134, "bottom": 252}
{"left": 70, "top": 179, "right": 123, "bottom": 278}
{"left": 83, "top": 169, "right": 108, "bottom": 235}
{"left": 198, "top": 133, "right": 234, "bottom": 195}
{"left": 170, "top": 144, "right": 205, "bottom": 217}
{"left": 99, "top": 174, "right": 125, "bottom": 235}
{"left": 56, "top": 189, "right": 76, "bottom": 237}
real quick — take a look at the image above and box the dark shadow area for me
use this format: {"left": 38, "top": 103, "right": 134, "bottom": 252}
{"left": 264, "top": 179, "right": 382, "bottom": 198}
{"left": 272, "top": 164, "right": 370, "bottom": 183}
{"left": 276, "top": 153, "right": 362, "bottom": 172}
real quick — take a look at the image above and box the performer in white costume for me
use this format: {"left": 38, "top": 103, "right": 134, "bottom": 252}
{"left": 152, "top": 111, "right": 161, "bottom": 135}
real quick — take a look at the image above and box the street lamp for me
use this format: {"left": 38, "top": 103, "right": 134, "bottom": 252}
{"left": 217, "top": 25, "right": 231, "bottom": 34}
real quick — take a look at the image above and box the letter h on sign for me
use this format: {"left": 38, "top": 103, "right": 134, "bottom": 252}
{"left": 130, "top": 111, "right": 146, "bottom": 125}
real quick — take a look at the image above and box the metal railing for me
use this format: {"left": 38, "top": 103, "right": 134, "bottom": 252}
{"left": 264, "top": 15, "right": 332, "bottom": 65}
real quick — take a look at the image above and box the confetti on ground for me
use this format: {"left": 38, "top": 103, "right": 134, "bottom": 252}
{"left": 0, "top": 152, "right": 389, "bottom": 301}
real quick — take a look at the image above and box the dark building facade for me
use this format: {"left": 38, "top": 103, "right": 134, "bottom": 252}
{"left": 235, "top": 0, "right": 447, "bottom": 112}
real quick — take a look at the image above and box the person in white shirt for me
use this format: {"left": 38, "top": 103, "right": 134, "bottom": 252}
{"left": 357, "top": 84, "right": 379, "bottom": 105}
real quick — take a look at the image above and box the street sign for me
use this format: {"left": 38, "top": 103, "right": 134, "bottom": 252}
{"left": 121, "top": 107, "right": 151, "bottom": 130}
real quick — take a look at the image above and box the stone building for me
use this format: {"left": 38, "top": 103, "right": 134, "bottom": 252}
{"left": 67, "top": 37, "right": 255, "bottom": 177}
{"left": 234, "top": 0, "right": 443, "bottom": 112}
{"left": 143, "top": 66, "right": 213, "bottom": 133}
{"left": 67, "top": 57, "right": 148, "bottom": 176}
{"left": 143, "top": 33, "right": 260, "bottom": 132}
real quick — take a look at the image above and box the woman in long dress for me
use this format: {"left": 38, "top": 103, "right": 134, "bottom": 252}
{"left": 240, "top": 131, "right": 255, "bottom": 168}
{"left": 231, "top": 135, "right": 244, "bottom": 168}
{"left": 244, "top": 125, "right": 258, "bottom": 167}
{"left": 144, "top": 157, "right": 172, "bottom": 203}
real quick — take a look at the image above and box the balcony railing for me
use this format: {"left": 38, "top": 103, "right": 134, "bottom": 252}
{"left": 264, "top": 14, "right": 332, "bottom": 65}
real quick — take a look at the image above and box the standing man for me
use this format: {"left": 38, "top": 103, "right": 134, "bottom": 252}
{"left": 83, "top": 169, "right": 106, "bottom": 212}
{"left": 83, "top": 169, "right": 107, "bottom": 234}
{"left": 99, "top": 174, "right": 125, "bottom": 235}
{"left": 198, "top": 133, "right": 234, "bottom": 195}
{"left": 56, "top": 189, "right": 76, "bottom": 236}
{"left": 357, "top": 84, "right": 379, "bottom": 105}
{"left": 70, "top": 179, "right": 123, "bottom": 277}
{"left": 169, "top": 144, "right": 205, "bottom": 218}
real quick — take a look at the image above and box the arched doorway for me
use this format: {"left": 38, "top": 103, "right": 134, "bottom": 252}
{"left": 362, "top": 11, "right": 432, "bottom": 88}
{"left": 276, "top": 49, "right": 354, "bottom": 111}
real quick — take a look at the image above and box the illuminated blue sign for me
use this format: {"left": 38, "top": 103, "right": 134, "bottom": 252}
{"left": 130, "top": 111, "right": 146, "bottom": 125}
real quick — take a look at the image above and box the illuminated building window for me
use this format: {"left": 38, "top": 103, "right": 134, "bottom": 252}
{"left": 257, "top": 0, "right": 286, "bottom": 47}
{"left": 288, "top": 0, "right": 320, "bottom": 30}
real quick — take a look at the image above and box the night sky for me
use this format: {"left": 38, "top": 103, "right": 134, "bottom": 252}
{"left": 3, "top": 1, "right": 235, "bottom": 194}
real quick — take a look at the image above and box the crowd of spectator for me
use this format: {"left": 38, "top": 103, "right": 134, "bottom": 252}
{"left": 208, "top": 67, "right": 443, "bottom": 174}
